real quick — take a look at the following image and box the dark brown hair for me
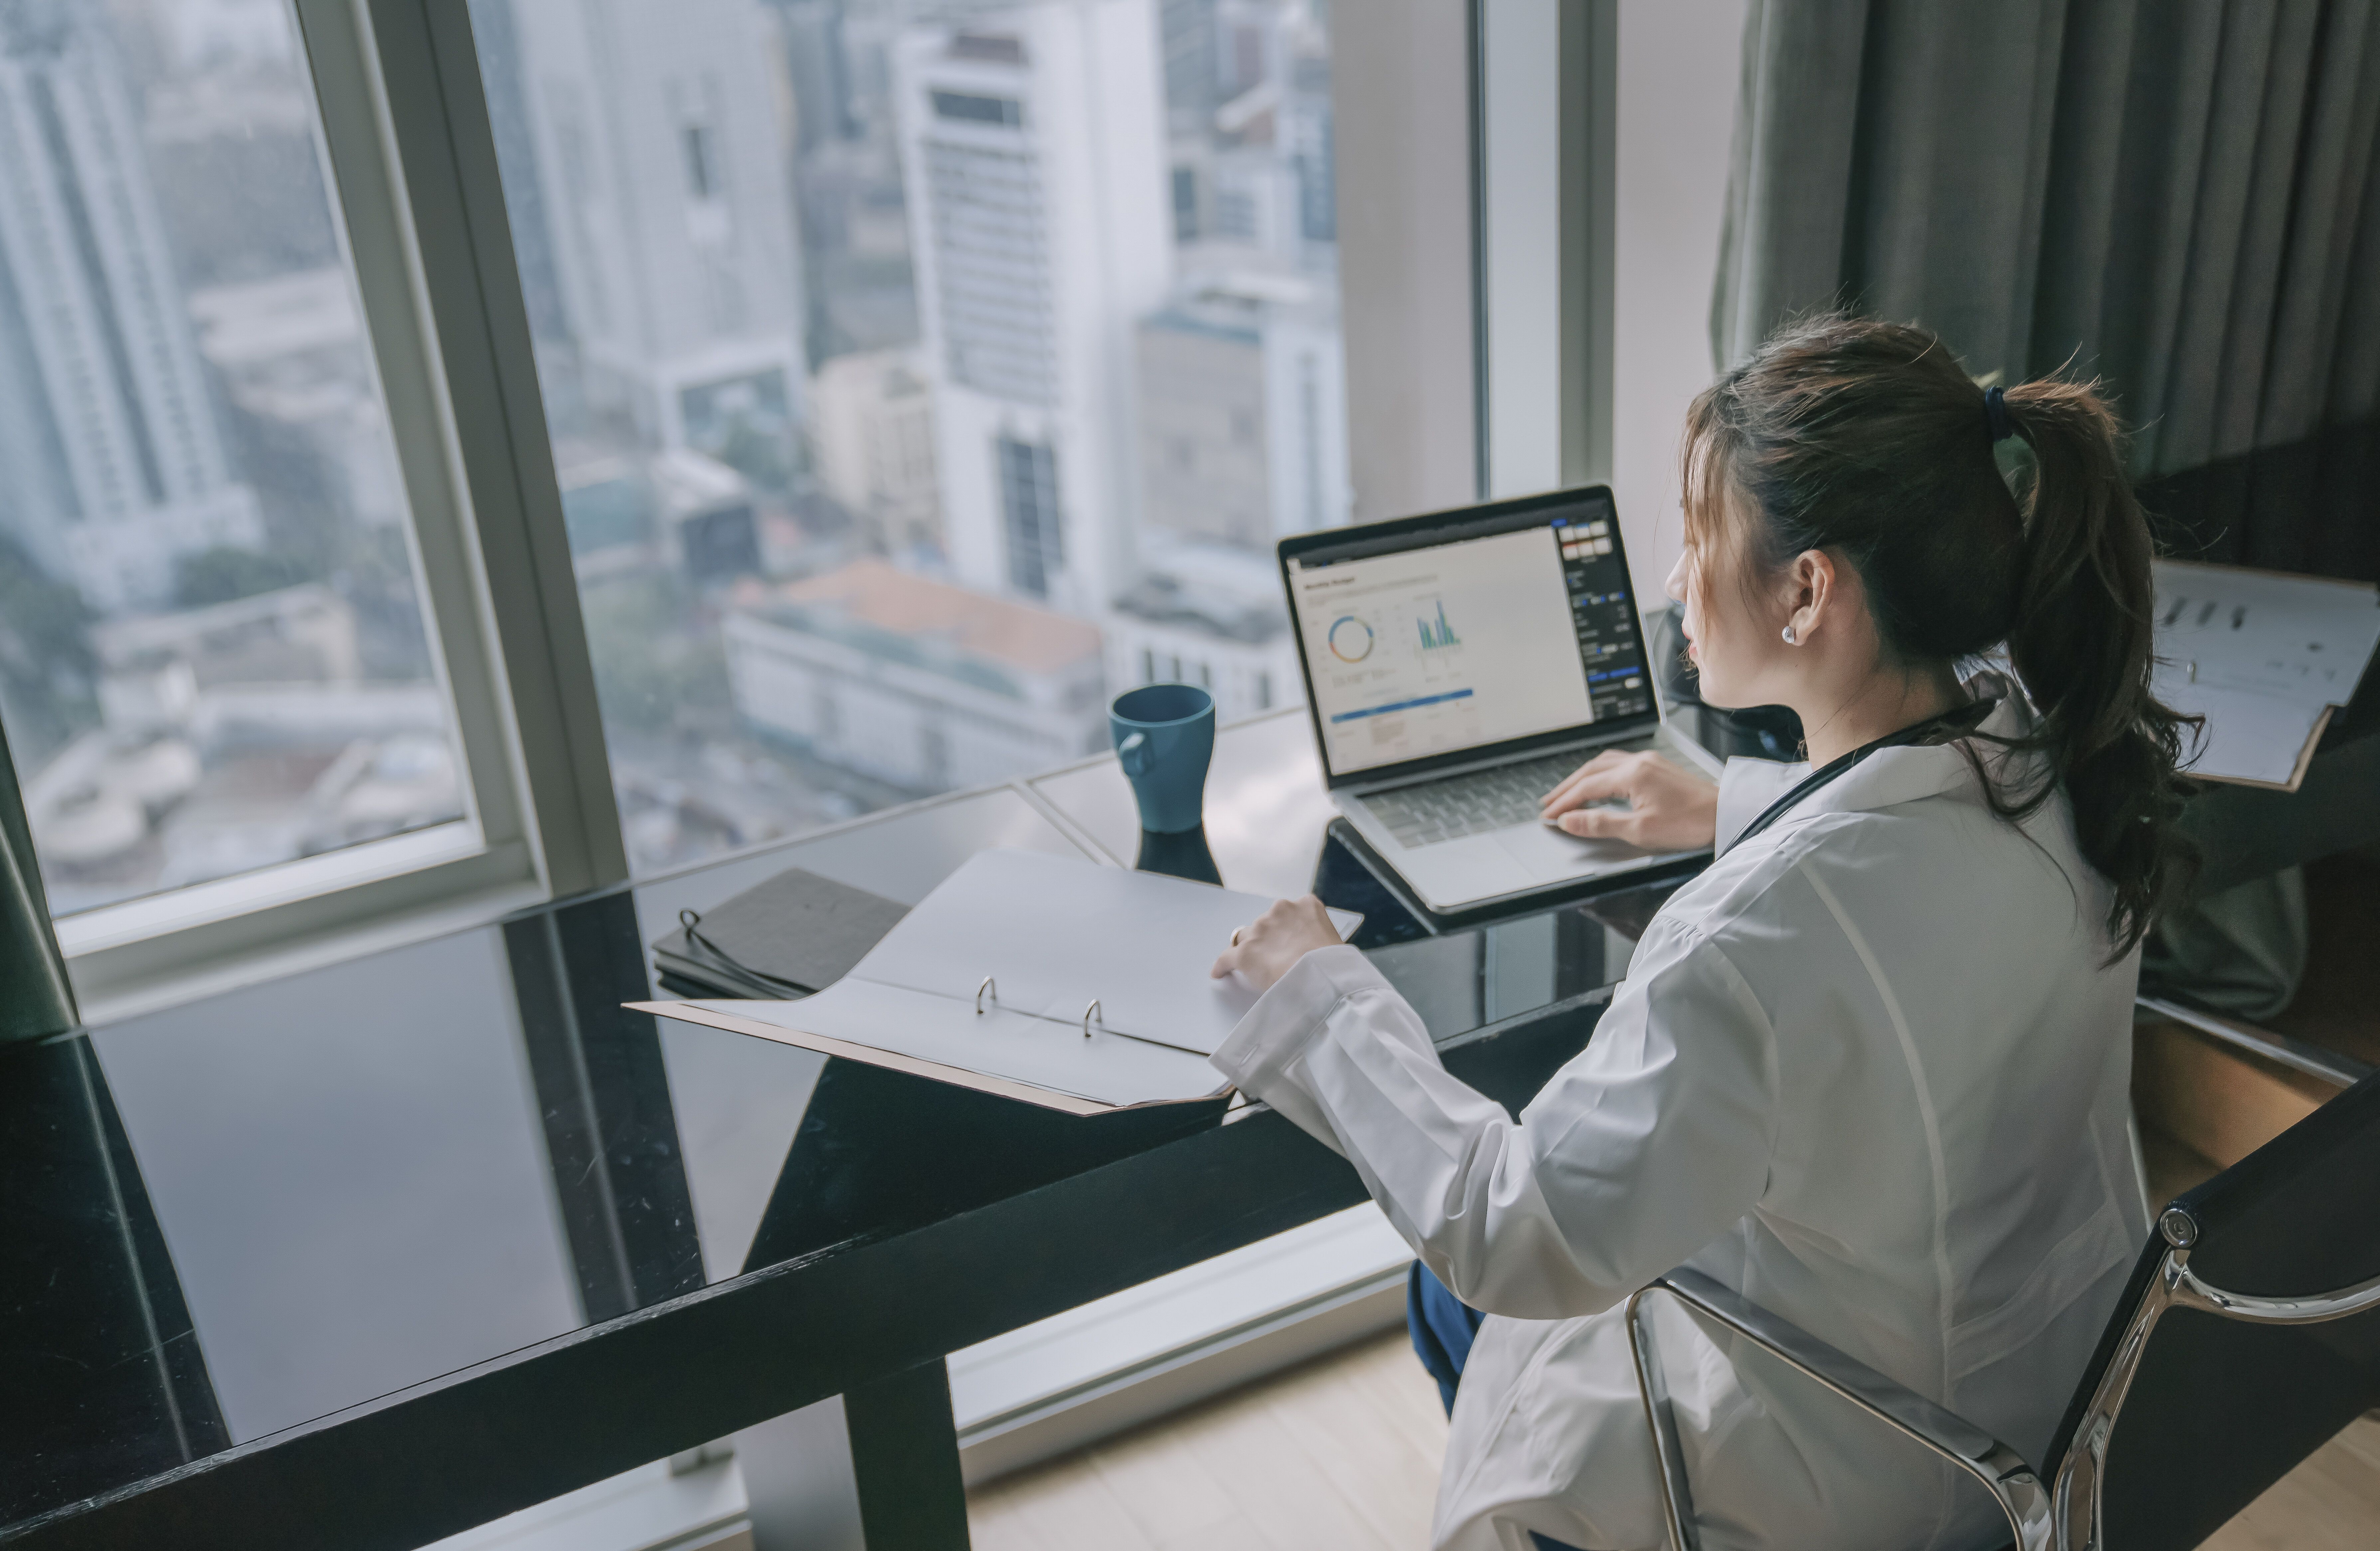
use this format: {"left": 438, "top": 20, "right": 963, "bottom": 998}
{"left": 1682, "top": 312, "right": 2195, "bottom": 956}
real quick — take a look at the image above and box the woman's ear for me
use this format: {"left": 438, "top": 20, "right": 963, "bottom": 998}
{"left": 1784, "top": 549, "right": 1838, "bottom": 641}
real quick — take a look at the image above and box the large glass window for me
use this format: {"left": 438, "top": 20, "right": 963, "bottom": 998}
{"left": 474, "top": 0, "right": 1348, "bottom": 874}
{"left": 0, "top": 0, "right": 470, "bottom": 918}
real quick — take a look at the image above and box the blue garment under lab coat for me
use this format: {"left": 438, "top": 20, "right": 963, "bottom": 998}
{"left": 1410, "top": 1263, "right": 1587, "bottom": 1551}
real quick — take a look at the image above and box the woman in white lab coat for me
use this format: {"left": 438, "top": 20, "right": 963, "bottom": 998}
{"left": 1210, "top": 314, "right": 2197, "bottom": 1551}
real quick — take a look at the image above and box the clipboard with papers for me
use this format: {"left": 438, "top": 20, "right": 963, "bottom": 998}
{"left": 2150, "top": 560, "right": 2380, "bottom": 791}
{"left": 632, "top": 848, "right": 1361, "bottom": 1115}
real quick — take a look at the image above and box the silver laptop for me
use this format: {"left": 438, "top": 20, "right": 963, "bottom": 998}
{"left": 1279, "top": 487, "right": 1717, "bottom": 916}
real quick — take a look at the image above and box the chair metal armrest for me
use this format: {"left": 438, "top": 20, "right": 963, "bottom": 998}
{"left": 2154, "top": 1201, "right": 2380, "bottom": 1325}
{"left": 1626, "top": 1268, "right": 2053, "bottom": 1551}
{"left": 2050, "top": 1220, "right": 2380, "bottom": 1551}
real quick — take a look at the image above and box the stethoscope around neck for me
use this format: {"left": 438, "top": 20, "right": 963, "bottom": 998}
{"left": 1729, "top": 698, "right": 1997, "bottom": 848}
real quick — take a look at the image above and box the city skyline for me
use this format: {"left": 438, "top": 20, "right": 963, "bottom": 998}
{"left": 0, "top": 0, "right": 1356, "bottom": 908}
{"left": 0, "top": 3, "right": 265, "bottom": 614}
{"left": 0, "top": 0, "right": 466, "bottom": 914}
{"left": 468, "top": 0, "right": 1352, "bottom": 872}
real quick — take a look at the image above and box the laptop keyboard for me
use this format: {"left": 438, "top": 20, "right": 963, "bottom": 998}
{"left": 1364, "top": 751, "right": 1618, "bottom": 849}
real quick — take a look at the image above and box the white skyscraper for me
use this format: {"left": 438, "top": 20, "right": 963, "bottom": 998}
{"left": 891, "top": 3, "right": 1172, "bottom": 616}
{"left": 0, "top": 5, "right": 261, "bottom": 611}
{"left": 500, "top": 0, "right": 808, "bottom": 469}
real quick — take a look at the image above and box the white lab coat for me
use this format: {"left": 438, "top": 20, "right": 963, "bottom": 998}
{"left": 1211, "top": 694, "right": 2147, "bottom": 1551}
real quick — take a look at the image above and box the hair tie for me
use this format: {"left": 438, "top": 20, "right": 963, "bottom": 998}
{"left": 1983, "top": 385, "right": 2016, "bottom": 444}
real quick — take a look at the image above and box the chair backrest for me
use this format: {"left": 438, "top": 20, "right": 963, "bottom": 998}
{"left": 2044, "top": 1069, "right": 2380, "bottom": 1547}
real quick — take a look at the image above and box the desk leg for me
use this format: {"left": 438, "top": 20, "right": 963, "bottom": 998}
{"left": 845, "top": 1358, "right": 971, "bottom": 1550}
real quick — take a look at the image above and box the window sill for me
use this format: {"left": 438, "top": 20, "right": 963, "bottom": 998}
{"left": 56, "top": 820, "right": 490, "bottom": 957}
{"left": 67, "top": 849, "right": 547, "bottom": 1027}
{"left": 949, "top": 1202, "right": 1415, "bottom": 1483}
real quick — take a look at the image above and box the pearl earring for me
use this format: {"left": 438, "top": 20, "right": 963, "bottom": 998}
{"left": 1781, "top": 624, "right": 1798, "bottom": 644}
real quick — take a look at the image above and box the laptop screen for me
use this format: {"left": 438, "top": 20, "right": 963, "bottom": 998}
{"left": 1282, "top": 490, "right": 1653, "bottom": 779}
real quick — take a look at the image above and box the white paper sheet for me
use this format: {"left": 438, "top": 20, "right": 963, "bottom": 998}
{"left": 636, "top": 849, "right": 1361, "bottom": 1111}
{"left": 2151, "top": 560, "right": 2380, "bottom": 788}
{"left": 2153, "top": 682, "right": 2330, "bottom": 789}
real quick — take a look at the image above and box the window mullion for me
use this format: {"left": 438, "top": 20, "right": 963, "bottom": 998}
{"left": 344, "top": 0, "right": 629, "bottom": 898}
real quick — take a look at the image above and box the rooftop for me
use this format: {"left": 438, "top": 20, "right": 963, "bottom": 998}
{"left": 1111, "top": 543, "right": 1289, "bottom": 644}
{"left": 736, "top": 559, "right": 1102, "bottom": 693}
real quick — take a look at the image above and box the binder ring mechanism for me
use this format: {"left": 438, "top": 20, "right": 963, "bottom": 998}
{"left": 974, "top": 977, "right": 1103, "bottom": 1039}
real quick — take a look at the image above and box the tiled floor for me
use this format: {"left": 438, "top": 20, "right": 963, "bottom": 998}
{"left": 971, "top": 1329, "right": 2380, "bottom": 1550}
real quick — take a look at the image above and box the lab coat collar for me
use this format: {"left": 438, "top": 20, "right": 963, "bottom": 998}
{"left": 1715, "top": 677, "right": 2035, "bottom": 857}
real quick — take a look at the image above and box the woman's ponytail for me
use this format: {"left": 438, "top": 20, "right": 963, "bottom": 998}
{"left": 1998, "top": 381, "right": 2196, "bottom": 955}
{"left": 1684, "top": 313, "right": 2195, "bottom": 959}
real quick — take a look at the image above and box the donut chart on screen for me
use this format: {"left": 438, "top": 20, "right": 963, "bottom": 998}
{"left": 1327, "top": 615, "right": 1375, "bottom": 662}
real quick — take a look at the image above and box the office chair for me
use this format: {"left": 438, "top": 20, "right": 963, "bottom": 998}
{"left": 1626, "top": 1067, "right": 2380, "bottom": 1550}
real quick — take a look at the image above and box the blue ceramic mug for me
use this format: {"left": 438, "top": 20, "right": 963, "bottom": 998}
{"left": 1110, "top": 684, "right": 1215, "bottom": 836}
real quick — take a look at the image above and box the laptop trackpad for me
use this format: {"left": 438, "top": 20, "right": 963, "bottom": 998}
{"left": 1493, "top": 821, "right": 1650, "bottom": 881}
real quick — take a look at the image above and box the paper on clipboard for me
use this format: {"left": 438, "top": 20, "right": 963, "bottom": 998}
{"left": 2150, "top": 560, "right": 2380, "bottom": 790}
{"left": 632, "top": 848, "right": 1361, "bottom": 1114}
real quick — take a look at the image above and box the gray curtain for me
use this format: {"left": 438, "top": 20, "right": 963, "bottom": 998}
{"left": 1712, "top": 0, "right": 2380, "bottom": 476}
{"left": 2, "top": 715, "right": 77, "bottom": 1042}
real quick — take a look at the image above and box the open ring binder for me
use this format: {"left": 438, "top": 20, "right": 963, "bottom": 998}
{"left": 634, "top": 850, "right": 1361, "bottom": 1115}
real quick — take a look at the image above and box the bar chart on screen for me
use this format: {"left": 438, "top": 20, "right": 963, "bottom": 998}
{"left": 1415, "top": 598, "right": 1462, "bottom": 651}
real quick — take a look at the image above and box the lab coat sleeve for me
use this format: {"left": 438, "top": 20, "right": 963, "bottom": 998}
{"left": 1211, "top": 935, "right": 1778, "bottom": 1319}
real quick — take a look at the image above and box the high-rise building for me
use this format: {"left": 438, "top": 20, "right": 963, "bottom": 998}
{"left": 770, "top": 0, "right": 861, "bottom": 156}
{"left": 890, "top": 3, "right": 1172, "bottom": 616}
{"left": 1135, "top": 274, "right": 1346, "bottom": 552}
{"left": 1157, "top": 0, "right": 1218, "bottom": 131}
{"left": 187, "top": 269, "right": 409, "bottom": 536}
{"left": 496, "top": 0, "right": 809, "bottom": 478}
{"left": 1115, "top": 271, "right": 1342, "bottom": 721}
{"left": 0, "top": 6, "right": 261, "bottom": 611}
{"left": 1164, "top": 0, "right": 1331, "bottom": 265}
{"left": 810, "top": 348, "right": 941, "bottom": 561}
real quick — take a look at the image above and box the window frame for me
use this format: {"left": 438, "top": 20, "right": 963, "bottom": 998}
{"left": 1328, "top": 0, "right": 1498, "bottom": 525}
{"left": 1474, "top": 0, "right": 1617, "bottom": 501}
{"left": 56, "top": 0, "right": 626, "bottom": 1020}
{"left": 1329, "top": 0, "right": 1611, "bottom": 519}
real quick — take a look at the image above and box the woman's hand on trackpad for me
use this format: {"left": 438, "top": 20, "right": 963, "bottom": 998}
{"left": 1541, "top": 749, "right": 1718, "bottom": 852}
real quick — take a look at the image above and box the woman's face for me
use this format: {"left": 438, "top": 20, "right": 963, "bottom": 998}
{"left": 1666, "top": 528, "right": 1779, "bottom": 711}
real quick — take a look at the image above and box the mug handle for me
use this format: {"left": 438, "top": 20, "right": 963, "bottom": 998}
{"left": 1117, "top": 730, "right": 1152, "bottom": 777}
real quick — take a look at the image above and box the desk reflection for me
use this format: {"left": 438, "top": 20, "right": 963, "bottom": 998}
{"left": 90, "top": 929, "right": 584, "bottom": 1447}
{"left": 0, "top": 738, "right": 1672, "bottom": 1536}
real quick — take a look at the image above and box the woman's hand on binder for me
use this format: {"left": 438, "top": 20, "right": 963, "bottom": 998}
{"left": 1541, "top": 748, "right": 1719, "bottom": 851}
{"left": 1211, "top": 895, "right": 1344, "bottom": 994}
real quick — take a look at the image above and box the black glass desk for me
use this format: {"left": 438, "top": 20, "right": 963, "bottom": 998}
{"left": 0, "top": 712, "right": 1670, "bottom": 1551}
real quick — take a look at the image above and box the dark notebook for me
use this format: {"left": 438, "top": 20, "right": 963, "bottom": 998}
{"left": 651, "top": 866, "right": 911, "bottom": 999}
